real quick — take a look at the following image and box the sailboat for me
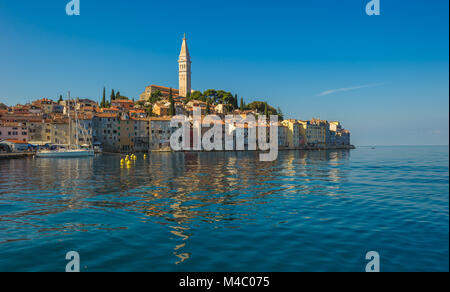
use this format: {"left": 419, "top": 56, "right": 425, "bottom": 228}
{"left": 36, "top": 92, "right": 95, "bottom": 158}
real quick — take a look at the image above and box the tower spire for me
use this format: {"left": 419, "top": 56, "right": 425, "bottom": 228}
{"left": 178, "top": 33, "right": 192, "bottom": 98}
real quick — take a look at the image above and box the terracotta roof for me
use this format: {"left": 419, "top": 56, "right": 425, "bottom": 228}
{"left": 0, "top": 122, "right": 24, "bottom": 127}
{"left": 147, "top": 85, "right": 180, "bottom": 92}
{"left": 95, "top": 113, "right": 118, "bottom": 118}
{"left": 112, "top": 99, "right": 134, "bottom": 104}
{"left": 149, "top": 117, "right": 172, "bottom": 121}
{"left": 2, "top": 139, "right": 28, "bottom": 144}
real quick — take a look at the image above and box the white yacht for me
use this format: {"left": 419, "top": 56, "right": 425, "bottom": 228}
{"left": 36, "top": 148, "right": 94, "bottom": 158}
{"left": 36, "top": 92, "right": 95, "bottom": 158}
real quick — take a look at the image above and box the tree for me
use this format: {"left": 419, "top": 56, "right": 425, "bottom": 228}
{"left": 58, "top": 95, "right": 63, "bottom": 104}
{"left": 206, "top": 100, "right": 211, "bottom": 115}
{"left": 190, "top": 91, "right": 203, "bottom": 101}
{"left": 101, "top": 87, "right": 106, "bottom": 108}
{"left": 264, "top": 102, "right": 269, "bottom": 118}
{"left": 110, "top": 89, "right": 115, "bottom": 102}
{"left": 149, "top": 90, "right": 163, "bottom": 104}
{"left": 233, "top": 94, "right": 238, "bottom": 110}
{"left": 240, "top": 97, "right": 244, "bottom": 111}
{"left": 277, "top": 107, "right": 284, "bottom": 121}
{"left": 169, "top": 88, "right": 175, "bottom": 116}
{"left": 146, "top": 104, "right": 154, "bottom": 116}
{"left": 116, "top": 91, "right": 121, "bottom": 100}
{"left": 204, "top": 89, "right": 217, "bottom": 103}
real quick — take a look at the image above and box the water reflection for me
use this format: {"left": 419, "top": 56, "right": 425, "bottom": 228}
{"left": 0, "top": 150, "right": 351, "bottom": 265}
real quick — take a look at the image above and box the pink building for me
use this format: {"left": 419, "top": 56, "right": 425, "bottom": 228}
{"left": 0, "top": 122, "right": 28, "bottom": 142}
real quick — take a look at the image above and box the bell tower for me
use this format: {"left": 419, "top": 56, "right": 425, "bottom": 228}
{"left": 178, "top": 33, "right": 191, "bottom": 98}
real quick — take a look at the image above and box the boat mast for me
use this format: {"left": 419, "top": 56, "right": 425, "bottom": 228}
{"left": 68, "top": 91, "right": 71, "bottom": 148}
{"left": 74, "top": 97, "right": 79, "bottom": 149}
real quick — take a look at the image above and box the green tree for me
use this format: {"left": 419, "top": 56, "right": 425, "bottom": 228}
{"left": 110, "top": 89, "right": 115, "bottom": 101}
{"left": 58, "top": 95, "right": 63, "bottom": 104}
{"left": 206, "top": 100, "right": 211, "bottom": 115}
{"left": 149, "top": 90, "right": 163, "bottom": 104}
{"left": 204, "top": 89, "right": 217, "bottom": 103}
{"left": 116, "top": 91, "right": 121, "bottom": 100}
{"left": 190, "top": 91, "right": 203, "bottom": 101}
{"left": 264, "top": 102, "right": 269, "bottom": 118}
{"left": 240, "top": 97, "right": 244, "bottom": 111}
{"left": 169, "top": 88, "right": 175, "bottom": 116}
{"left": 146, "top": 104, "right": 154, "bottom": 116}
{"left": 277, "top": 107, "right": 284, "bottom": 121}
{"left": 101, "top": 87, "right": 106, "bottom": 108}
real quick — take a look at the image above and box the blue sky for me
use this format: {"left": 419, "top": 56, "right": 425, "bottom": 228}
{"left": 0, "top": 0, "right": 448, "bottom": 145}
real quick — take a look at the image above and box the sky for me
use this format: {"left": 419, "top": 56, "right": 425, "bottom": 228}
{"left": 0, "top": 0, "right": 448, "bottom": 146}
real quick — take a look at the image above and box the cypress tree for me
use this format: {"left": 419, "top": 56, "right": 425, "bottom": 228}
{"left": 264, "top": 102, "right": 269, "bottom": 118}
{"left": 110, "top": 89, "right": 115, "bottom": 102}
{"left": 206, "top": 100, "right": 211, "bottom": 115}
{"left": 101, "top": 87, "right": 106, "bottom": 108}
{"left": 169, "top": 88, "right": 175, "bottom": 116}
{"left": 240, "top": 97, "right": 244, "bottom": 111}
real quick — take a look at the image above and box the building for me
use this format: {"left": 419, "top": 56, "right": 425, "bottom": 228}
{"left": 282, "top": 119, "right": 301, "bottom": 149}
{"left": 73, "top": 113, "right": 94, "bottom": 147}
{"left": 27, "top": 120, "right": 47, "bottom": 144}
{"left": 178, "top": 33, "right": 192, "bottom": 98}
{"left": 50, "top": 119, "right": 69, "bottom": 145}
{"left": 140, "top": 85, "right": 180, "bottom": 101}
{"left": 32, "top": 98, "right": 58, "bottom": 115}
{"left": 111, "top": 99, "right": 135, "bottom": 112}
{"left": 133, "top": 118, "right": 150, "bottom": 152}
{"left": 93, "top": 113, "right": 119, "bottom": 152}
{"left": 152, "top": 102, "right": 170, "bottom": 117}
{"left": 278, "top": 123, "right": 289, "bottom": 149}
{"left": 0, "top": 122, "right": 28, "bottom": 142}
{"left": 149, "top": 117, "right": 173, "bottom": 150}
{"left": 298, "top": 120, "right": 324, "bottom": 146}
{"left": 0, "top": 139, "right": 29, "bottom": 152}
{"left": 118, "top": 117, "right": 135, "bottom": 152}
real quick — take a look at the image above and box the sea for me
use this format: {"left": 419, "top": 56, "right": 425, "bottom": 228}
{"left": 0, "top": 146, "right": 448, "bottom": 272}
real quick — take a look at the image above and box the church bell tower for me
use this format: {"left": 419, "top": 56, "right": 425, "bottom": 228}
{"left": 178, "top": 33, "right": 191, "bottom": 98}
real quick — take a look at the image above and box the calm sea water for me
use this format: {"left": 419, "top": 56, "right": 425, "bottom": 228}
{"left": 0, "top": 146, "right": 448, "bottom": 272}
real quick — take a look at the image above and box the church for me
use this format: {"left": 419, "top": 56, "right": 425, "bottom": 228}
{"left": 140, "top": 34, "right": 192, "bottom": 101}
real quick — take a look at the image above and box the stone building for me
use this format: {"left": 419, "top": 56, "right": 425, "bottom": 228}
{"left": 93, "top": 113, "right": 119, "bottom": 152}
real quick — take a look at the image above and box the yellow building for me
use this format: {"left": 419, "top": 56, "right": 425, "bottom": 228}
{"left": 281, "top": 119, "right": 301, "bottom": 149}
{"left": 298, "top": 120, "right": 326, "bottom": 146}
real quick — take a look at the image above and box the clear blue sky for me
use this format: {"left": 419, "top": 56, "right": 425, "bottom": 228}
{"left": 0, "top": 0, "right": 448, "bottom": 146}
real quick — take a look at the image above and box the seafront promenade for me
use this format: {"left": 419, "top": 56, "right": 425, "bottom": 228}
{"left": 0, "top": 152, "right": 35, "bottom": 159}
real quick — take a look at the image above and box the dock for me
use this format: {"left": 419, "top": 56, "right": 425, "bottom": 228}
{"left": 0, "top": 152, "right": 35, "bottom": 159}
